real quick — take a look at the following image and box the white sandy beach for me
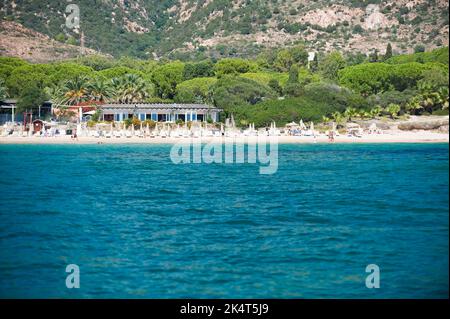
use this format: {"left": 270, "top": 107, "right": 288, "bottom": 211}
{"left": 0, "top": 131, "right": 448, "bottom": 145}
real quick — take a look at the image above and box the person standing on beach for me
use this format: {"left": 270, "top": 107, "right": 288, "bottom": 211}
{"left": 328, "top": 130, "right": 335, "bottom": 142}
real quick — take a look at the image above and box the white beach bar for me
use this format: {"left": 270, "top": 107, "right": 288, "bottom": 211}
{"left": 99, "top": 103, "right": 222, "bottom": 123}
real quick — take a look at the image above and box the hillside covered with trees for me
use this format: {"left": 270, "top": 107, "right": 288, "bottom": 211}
{"left": 0, "top": 0, "right": 448, "bottom": 60}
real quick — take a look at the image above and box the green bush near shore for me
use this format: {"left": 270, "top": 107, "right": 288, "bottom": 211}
{"left": 231, "top": 97, "right": 339, "bottom": 127}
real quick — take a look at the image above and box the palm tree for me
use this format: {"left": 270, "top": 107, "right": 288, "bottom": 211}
{"left": 331, "top": 111, "right": 345, "bottom": 126}
{"left": 437, "top": 87, "right": 449, "bottom": 110}
{"left": 369, "top": 105, "right": 383, "bottom": 119}
{"left": 322, "top": 116, "right": 331, "bottom": 123}
{"left": 111, "top": 74, "right": 149, "bottom": 103}
{"left": 407, "top": 87, "right": 449, "bottom": 115}
{"left": 360, "top": 110, "right": 372, "bottom": 120}
{"left": 417, "top": 80, "right": 433, "bottom": 93}
{"left": 386, "top": 103, "right": 401, "bottom": 119}
{"left": 44, "top": 85, "right": 67, "bottom": 119}
{"left": 87, "top": 79, "right": 113, "bottom": 103}
{"left": 344, "top": 107, "right": 358, "bottom": 121}
{"left": 63, "top": 76, "right": 89, "bottom": 105}
{"left": 406, "top": 96, "right": 424, "bottom": 115}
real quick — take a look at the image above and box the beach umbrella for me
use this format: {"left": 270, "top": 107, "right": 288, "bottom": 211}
{"left": 299, "top": 119, "right": 306, "bottom": 130}
{"left": 231, "top": 114, "right": 236, "bottom": 128}
{"left": 286, "top": 121, "right": 298, "bottom": 127}
{"left": 346, "top": 122, "right": 360, "bottom": 129}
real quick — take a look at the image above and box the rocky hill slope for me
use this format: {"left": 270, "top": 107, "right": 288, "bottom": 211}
{"left": 0, "top": 21, "right": 106, "bottom": 63}
{"left": 0, "top": 0, "right": 448, "bottom": 60}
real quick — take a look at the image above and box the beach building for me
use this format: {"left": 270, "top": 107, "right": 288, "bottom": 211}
{"left": 0, "top": 99, "right": 17, "bottom": 124}
{"left": 98, "top": 103, "right": 222, "bottom": 123}
{"left": 0, "top": 99, "right": 52, "bottom": 124}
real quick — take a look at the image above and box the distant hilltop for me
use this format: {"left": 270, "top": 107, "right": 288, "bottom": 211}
{"left": 0, "top": 0, "right": 448, "bottom": 60}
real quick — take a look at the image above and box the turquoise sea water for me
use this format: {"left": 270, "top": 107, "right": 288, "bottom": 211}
{"left": 0, "top": 143, "right": 448, "bottom": 298}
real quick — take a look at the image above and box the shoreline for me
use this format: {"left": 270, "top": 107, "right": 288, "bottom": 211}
{"left": 0, "top": 131, "right": 448, "bottom": 145}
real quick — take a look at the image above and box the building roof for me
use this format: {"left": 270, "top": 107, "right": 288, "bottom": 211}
{"left": 0, "top": 99, "right": 18, "bottom": 105}
{"left": 100, "top": 103, "right": 221, "bottom": 111}
{"left": 1, "top": 99, "right": 52, "bottom": 106}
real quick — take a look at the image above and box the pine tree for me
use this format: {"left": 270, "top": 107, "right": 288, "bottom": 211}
{"left": 310, "top": 54, "right": 319, "bottom": 72}
{"left": 288, "top": 65, "right": 299, "bottom": 83}
{"left": 384, "top": 43, "right": 393, "bottom": 61}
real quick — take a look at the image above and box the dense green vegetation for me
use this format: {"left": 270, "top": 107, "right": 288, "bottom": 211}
{"left": 0, "top": 46, "right": 448, "bottom": 126}
{"left": 385, "top": 47, "right": 449, "bottom": 65}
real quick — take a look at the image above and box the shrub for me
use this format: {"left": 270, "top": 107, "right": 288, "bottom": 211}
{"left": 414, "top": 45, "right": 426, "bottom": 53}
{"left": 352, "top": 24, "right": 363, "bottom": 34}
